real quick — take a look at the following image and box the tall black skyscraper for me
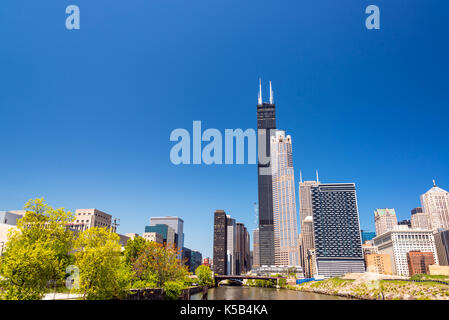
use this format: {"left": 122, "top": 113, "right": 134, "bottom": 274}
{"left": 257, "top": 80, "right": 276, "bottom": 266}
{"left": 311, "top": 183, "right": 365, "bottom": 278}
{"left": 213, "top": 210, "right": 227, "bottom": 275}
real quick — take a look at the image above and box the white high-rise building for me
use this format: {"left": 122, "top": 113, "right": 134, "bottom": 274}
{"left": 271, "top": 130, "right": 299, "bottom": 266}
{"left": 420, "top": 181, "right": 449, "bottom": 231}
{"left": 373, "top": 226, "right": 439, "bottom": 276}
{"left": 226, "top": 215, "right": 236, "bottom": 275}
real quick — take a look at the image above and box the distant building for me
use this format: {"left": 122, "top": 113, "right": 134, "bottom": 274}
{"left": 118, "top": 234, "right": 130, "bottom": 247}
{"left": 252, "top": 265, "right": 303, "bottom": 277}
{"left": 213, "top": 210, "right": 250, "bottom": 275}
{"left": 420, "top": 181, "right": 449, "bottom": 231}
{"left": 373, "top": 227, "right": 439, "bottom": 276}
{"left": 434, "top": 229, "right": 449, "bottom": 266}
{"left": 226, "top": 215, "right": 236, "bottom": 275}
{"left": 299, "top": 180, "right": 319, "bottom": 278}
{"left": 191, "top": 250, "right": 203, "bottom": 272}
{"left": 213, "top": 210, "right": 228, "bottom": 275}
{"left": 374, "top": 208, "right": 398, "bottom": 236}
{"left": 271, "top": 130, "right": 300, "bottom": 266}
{"left": 0, "top": 210, "right": 26, "bottom": 226}
{"left": 182, "top": 247, "right": 192, "bottom": 270}
{"left": 257, "top": 81, "right": 276, "bottom": 266}
{"left": 142, "top": 231, "right": 164, "bottom": 244}
{"left": 407, "top": 251, "right": 435, "bottom": 276}
{"left": 398, "top": 219, "right": 411, "bottom": 228}
{"left": 362, "top": 241, "right": 379, "bottom": 256}
{"left": 361, "top": 230, "right": 376, "bottom": 244}
{"left": 252, "top": 228, "right": 260, "bottom": 268}
{"left": 411, "top": 207, "right": 431, "bottom": 230}
{"left": 202, "top": 257, "right": 211, "bottom": 268}
{"left": 235, "top": 222, "right": 250, "bottom": 274}
{"left": 150, "top": 216, "right": 184, "bottom": 257}
{"left": 125, "top": 233, "right": 139, "bottom": 240}
{"left": 145, "top": 224, "right": 177, "bottom": 248}
{"left": 365, "top": 254, "right": 392, "bottom": 275}
{"left": 67, "top": 209, "right": 114, "bottom": 232}
{"left": 312, "top": 183, "right": 365, "bottom": 278}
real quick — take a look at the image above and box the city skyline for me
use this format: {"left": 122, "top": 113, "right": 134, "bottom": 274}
{"left": 1, "top": 1, "right": 449, "bottom": 260}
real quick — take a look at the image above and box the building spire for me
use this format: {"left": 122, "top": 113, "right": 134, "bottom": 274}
{"left": 300, "top": 170, "right": 303, "bottom": 183}
{"left": 258, "top": 78, "right": 262, "bottom": 105}
{"left": 433, "top": 179, "right": 436, "bottom": 187}
{"left": 269, "top": 81, "right": 274, "bottom": 104}
{"left": 316, "top": 170, "right": 319, "bottom": 182}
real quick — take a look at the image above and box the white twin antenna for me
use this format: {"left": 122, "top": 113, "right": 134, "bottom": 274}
{"left": 258, "top": 78, "right": 274, "bottom": 104}
{"left": 316, "top": 170, "right": 320, "bottom": 182}
{"left": 299, "top": 170, "right": 303, "bottom": 183}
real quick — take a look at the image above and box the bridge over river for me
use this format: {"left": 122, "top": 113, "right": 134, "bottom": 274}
{"left": 214, "top": 275, "right": 286, "bottom": 286}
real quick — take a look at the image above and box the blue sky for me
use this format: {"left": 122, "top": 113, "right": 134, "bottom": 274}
{"left": 0, "top": 1, "right": 448, "bottom": 258}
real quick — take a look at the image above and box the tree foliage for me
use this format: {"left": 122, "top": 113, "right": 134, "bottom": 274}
{"left": 73, "top": 227, "right": 132, "bottom": 300}
{"left": 132, "top": 241, "right": 188, "bottom": 288}
{"left": 195, "top": 265, "right": 214, "bottom": 286}
{"left": 123, "top": 236, "right": 148, "bottom": 265}
{"left": 0, "top": 198, "right": 74, "bottom": 300}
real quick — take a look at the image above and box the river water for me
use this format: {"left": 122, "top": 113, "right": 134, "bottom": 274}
{"left": 190, "top": 286, "right": 351, "bottom": 300}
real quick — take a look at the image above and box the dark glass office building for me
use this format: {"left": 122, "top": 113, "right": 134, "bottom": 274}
{"left": 213, "top": 210, "right": 228, "bottom": 275}
{"left": 257, "top": 92, "right": 276, "bottom": 266}
{"left": 311, "top": 183, "right": 365, "bottom": 277}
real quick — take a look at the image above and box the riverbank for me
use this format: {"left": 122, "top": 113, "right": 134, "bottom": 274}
{"left": 191, "top": 285, "right": 351, "bottom": 300}
{"left": 291, "top": 277, "right": 449, "bottom": 300}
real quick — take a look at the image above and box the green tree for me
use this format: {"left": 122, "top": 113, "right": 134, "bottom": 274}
{"left": 73, "top": 227, "right": 132, "bottom": 300}
{"left": 195, "top": 265, "right": 214, "bottom": 286}
{"left": 132, "top": 241, "right": 188, "bottom": 288}
{"left": 0, "top": 198, "right": 75, "bottom": 300}
{"left": 123, "top": 236, "right": 148, "bottom": 265}
{"left": 163, "top": 280, "right": 185, "bottom": 300}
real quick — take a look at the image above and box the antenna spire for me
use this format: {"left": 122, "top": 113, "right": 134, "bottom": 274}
{"left": 269, "top": 81, "right": 274, "bottom": 104}
{"left": 433, "top": 179, "right": 436, "bottom": 187}
{"left": 316, "top": 170, "right": 319, "bottom": 182}
{"left": 258, "top": 78, "right": 262, "bottom": 105}
{"left": 300, "top": 170, "right": 303, "bottom": 183}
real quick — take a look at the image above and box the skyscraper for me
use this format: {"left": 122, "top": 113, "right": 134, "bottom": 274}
{"left": 150, "top": 216, "right": 184, "bottom": 257}
{"left": 257, "top": 80, "right": 276, "bottom": 266}
{"left": 226, "top": 215, "right": 236, "bottom": 275}
{"left": 311, "top": 183, "right": 365, "bottom": 278}
{"left": 252, "top": 228, "right": 260, "bottom": 268}
{"left": 298, "top": 179, "right": 319, "bottom": 277}
{"left": 420, "top": 181, "right": 449, "bottom": 231}
{"left": 411, "top": 207, "right": 431, "bottom": 230}
{"left": 213, "top": 210, "right": 250, "bottom": 275}
{"left": 374, "top": 208, "right": 398, "bottom": 236}
{"left": 271, "top": 130, "right": 300, "bottom": 266}
{"left": 213, "top": 210, "right": 228, "bottom": 275}
{"left": 235, "top": 223, "right": 250, "bottom": 274}
{"left": 434, "top": 229, "right": 449, "bottom": 266}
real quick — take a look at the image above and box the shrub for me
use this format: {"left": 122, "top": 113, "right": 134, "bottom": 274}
{"left": 163, "top": 281, "right": 184, "bottom": 300}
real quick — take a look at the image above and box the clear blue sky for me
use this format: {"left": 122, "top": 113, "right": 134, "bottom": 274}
{"left": 1, "top": 1, "right": 448, "bottom": 258}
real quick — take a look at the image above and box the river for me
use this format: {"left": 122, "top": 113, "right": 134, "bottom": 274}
{"left": 190, "top": 286, "right": 352, "bottom": 300}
